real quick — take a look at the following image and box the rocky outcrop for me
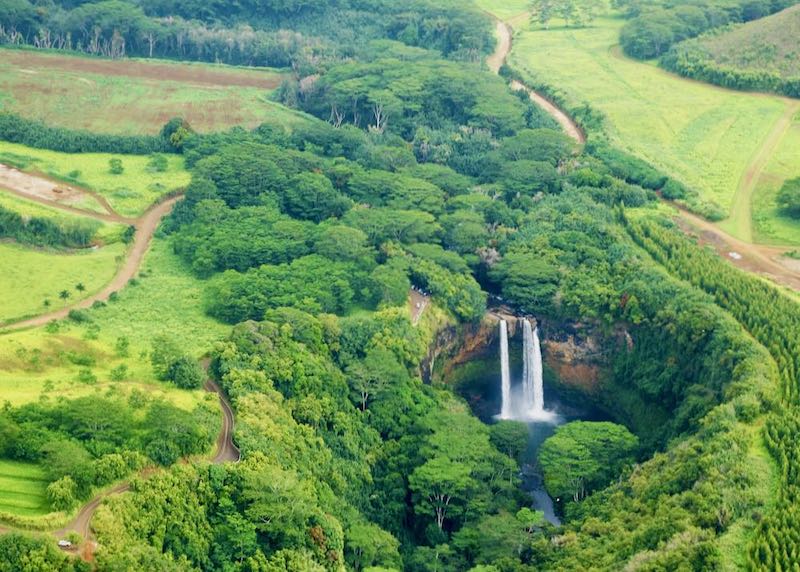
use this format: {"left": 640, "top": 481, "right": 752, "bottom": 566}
{"left": 540, "top": 321, "right": 608, "bottom": 394}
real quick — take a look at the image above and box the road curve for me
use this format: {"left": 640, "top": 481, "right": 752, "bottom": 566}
{"left": 487, "top": 15, "right": 800, "bottom": 292}
{"left": 490, "top": 21, "right": 586, "bottom": 144}
{"left": 48, "top": 372, "right": 239, "bottom": 542}
{"left": 205, "top": 378, "right": 241, "bottom": 464}
{"left": 0, "top": 195, "right": 182, "bottom": 331}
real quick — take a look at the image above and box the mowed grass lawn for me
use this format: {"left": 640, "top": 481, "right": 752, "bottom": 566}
{"left": 474, "top": 0, "right": 529, "bottom": 21}
{"left": 496, "top": 9, "right": 799, "bottom": 242}
{"left": 0, "top": 48, "right": 310, "bottom": 134}
{"left": 0, "top": 141, "right": 190, "bottom": 217}
{"left": 0, "top": 239, "right": 228, "bottom": 408}
{"left": 752, "top": 113, "right": 800, "bottom": 246}
{"left": 0, "top": 241, "right": 124, "bottom": 324}
{"left": 0, "top": 460, "right": 49, "bottom": 517}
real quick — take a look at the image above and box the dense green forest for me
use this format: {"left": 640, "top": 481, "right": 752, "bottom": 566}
{"left": 0, "top": 0, "right": 491, "bottom": 68}
{"left": 1, "top": 0, "right": 800, "bottom": 570}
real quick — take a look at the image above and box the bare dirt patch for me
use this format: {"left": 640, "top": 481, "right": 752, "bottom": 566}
{"left": 0, "top": 164, "right": 84, "bottom": 205}
{"left": 0, "top": 165, "right": 120, "bottom": 220}
{"left": 4, "top": 51, "right": 283, "bottom": 89}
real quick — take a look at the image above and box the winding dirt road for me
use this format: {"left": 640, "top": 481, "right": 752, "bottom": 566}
{"left": 490, "top": 21, "right": 585, "bottom": 144}
{"left": 49, "top": 371, "right": 239, "bottom": 544}
{"left": 206, "top": 378, "right": 241, "bottom": 464}
{"left": 486, "top": 15, "right": 800, "bottom": 292}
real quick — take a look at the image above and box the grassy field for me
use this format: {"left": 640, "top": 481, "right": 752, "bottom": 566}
{"left": 484, "top": 5, "right": 800, "bottom": 244}
{"left": 474, "top": 0, "right": 529, "bottom": 21}
{"left": 752, "top": 111, "right": 800, "bottom": 245}
{"left": 0, "top": 192, "right": 125, "bottom": 244}
{"left": 0, "top": 241, "right": 124, "bottom": 324}
{"left": 0, "top": 48, "right": 310, "bottom": 134}
{"left": 0, "top": 460, "right": 49, "bottom": 517}
{"left": 0, "top": 239, "right": 228, "bottom": 409}
{"left": 690, "top": 5, "right": 800, "bottom": 79}
{"left": 0, "top": 141, "right": 190, "bottom": 217}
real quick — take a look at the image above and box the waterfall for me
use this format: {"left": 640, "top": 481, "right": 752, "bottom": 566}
{"left": 498, "top": 317, "right": 554, "bottom": 422}
{"left": 521, "top": 320, "right": 532, "bottom": 410}
{"left": 522, "top": 320, "right": 544, "bottom": 418}
{"left": 522, "top": 319, "right": 545, "bottom": 418}
{"left": 499, "top": 320, "right": 512, "bottom": 419}
{"left": 531, "top": 325, "right": 544, "bottom": 414}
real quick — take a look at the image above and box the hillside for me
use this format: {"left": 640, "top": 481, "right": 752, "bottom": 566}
{"left": 693, "top": 5, "right": 800, "bottom": 78}
{"left": 662, "top": 4, "right": 800, "bottom": 97}
{"left": 2, "top": 0, "right": 800, "bottom": 570}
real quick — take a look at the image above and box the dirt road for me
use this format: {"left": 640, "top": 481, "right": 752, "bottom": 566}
{"left": 205, "top": 378, "right": 241, "bottom": 464}
{"left": 0, "top": 194, "right": 181, "bottom": 331}
{"left": 48, "top": 373, "right": 239, "bottom": 543}
{"left": 0, "top": 164, "right": 122, "bottom": 219}
{"left": 490, "top": 21, "right": 585, "bottom": 144}
{"left": 487, "top": 15, "right": 800, "bottom": 292}
{"left": 409, "top": 289, "right": 430, "bottom": 325}
{"left": 672, "top": 203, "right": 800, "bottom": 292}
{"left": 726, "top": 100, "right": 800, "bottom": 243}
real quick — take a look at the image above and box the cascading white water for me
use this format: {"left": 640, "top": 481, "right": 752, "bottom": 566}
{"left": 531, "top": 325, "right": 544, "bottom": 415}
{"left": 521, "top": 319, "right": 545, "bottom": 415}
{"left": 499, "top": 320, "right": 512, "bottom": 419}
{"left": 498, "top": 317, "right": 555, "bottom": 422}
{"left": 521, "top": 319, "right": 533, "bottom": 410}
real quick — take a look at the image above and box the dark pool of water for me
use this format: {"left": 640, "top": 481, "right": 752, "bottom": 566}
{"left": 456, "top": 357, "right": 609, "bottom": 525}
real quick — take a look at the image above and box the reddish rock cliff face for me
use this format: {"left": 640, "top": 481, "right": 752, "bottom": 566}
{"left": 429, "top": 311, "right": 620, "bottom": 396}
{"left": 539, "top": 323, "right": 602, "bottom": 394}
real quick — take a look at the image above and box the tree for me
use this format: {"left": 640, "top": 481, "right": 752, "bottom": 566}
{"left": 344, "top": 522, "right": 401, "bottom": 571}
{"left": 0, "top": 533, "right": 88, "bottom": 572}
{"left": 346, "top": 347, "right": 407, "bottom": 411}
{"left": 489, "top": 421, "right": 529, "bottom": 461}
{"left": 777, "top": 177, "right": 800, "bottom": 219}
{"left": 516, "top": 507, "right": 545, "bottom": 533}
{"left": 47, "top": 476, "right": 78, "bottom": 511}
{"left": 314, "top": 225, "right": 374, "bottom": 263}
{"left": 41, "top": 440, "right": 95, "bottom": 495}
{"left": 75, "top": 282, "right": 85, "bottom": 292}
{"left": 150, "top": 336, "right": 182, "bottom": 380}
{"left": 538, "top": 421, "right": 638, "bottom": 503}
{"left": 167, "top": 356, "right": 205, "bottom": 389}
{"left": 410, "top": 456, "right": 477, "bottom": 530}
{"left": 530, "top": 0, "right": 556, "bottom": 27}
{"left": 59, "top": 290, "right": 70, "bottom": 300}
{"left": 283, "top": 172, "right": 351, "bottom": 222}
{"left": 147, "top": 154, "right": 169, "bottom": 173}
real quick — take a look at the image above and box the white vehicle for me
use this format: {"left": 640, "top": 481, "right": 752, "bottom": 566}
{"left": 57, "top": 540, "right": 72, "bottom": 549}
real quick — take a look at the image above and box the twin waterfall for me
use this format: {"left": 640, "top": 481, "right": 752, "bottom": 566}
{"left": 498, "top": 318, "right": 553, "bottom": 422}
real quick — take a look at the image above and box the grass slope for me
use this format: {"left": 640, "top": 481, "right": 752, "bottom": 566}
{"left": 0, "top": 141, "right": 190, "bottom": 217}
{"left": 0, "top": 239, "right": 228, "bottom": 408}
{"left": 0, "top": 460, "right": 49, "bottom": 517}
{"left": 0, "top": 48, "right": 309, "bottom": 134}
{"left": 691, "top": 5, "right": 800, "bottom": 79}
{"left": 752, "top": 109, "right": 800, "bottom": 245}
{"left": 0, "top": 241, "right": 124, "bottom": 324}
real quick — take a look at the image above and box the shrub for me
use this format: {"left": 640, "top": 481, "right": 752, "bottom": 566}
{"left": 167, "top": 356, "right": 205, "bottom": 389}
